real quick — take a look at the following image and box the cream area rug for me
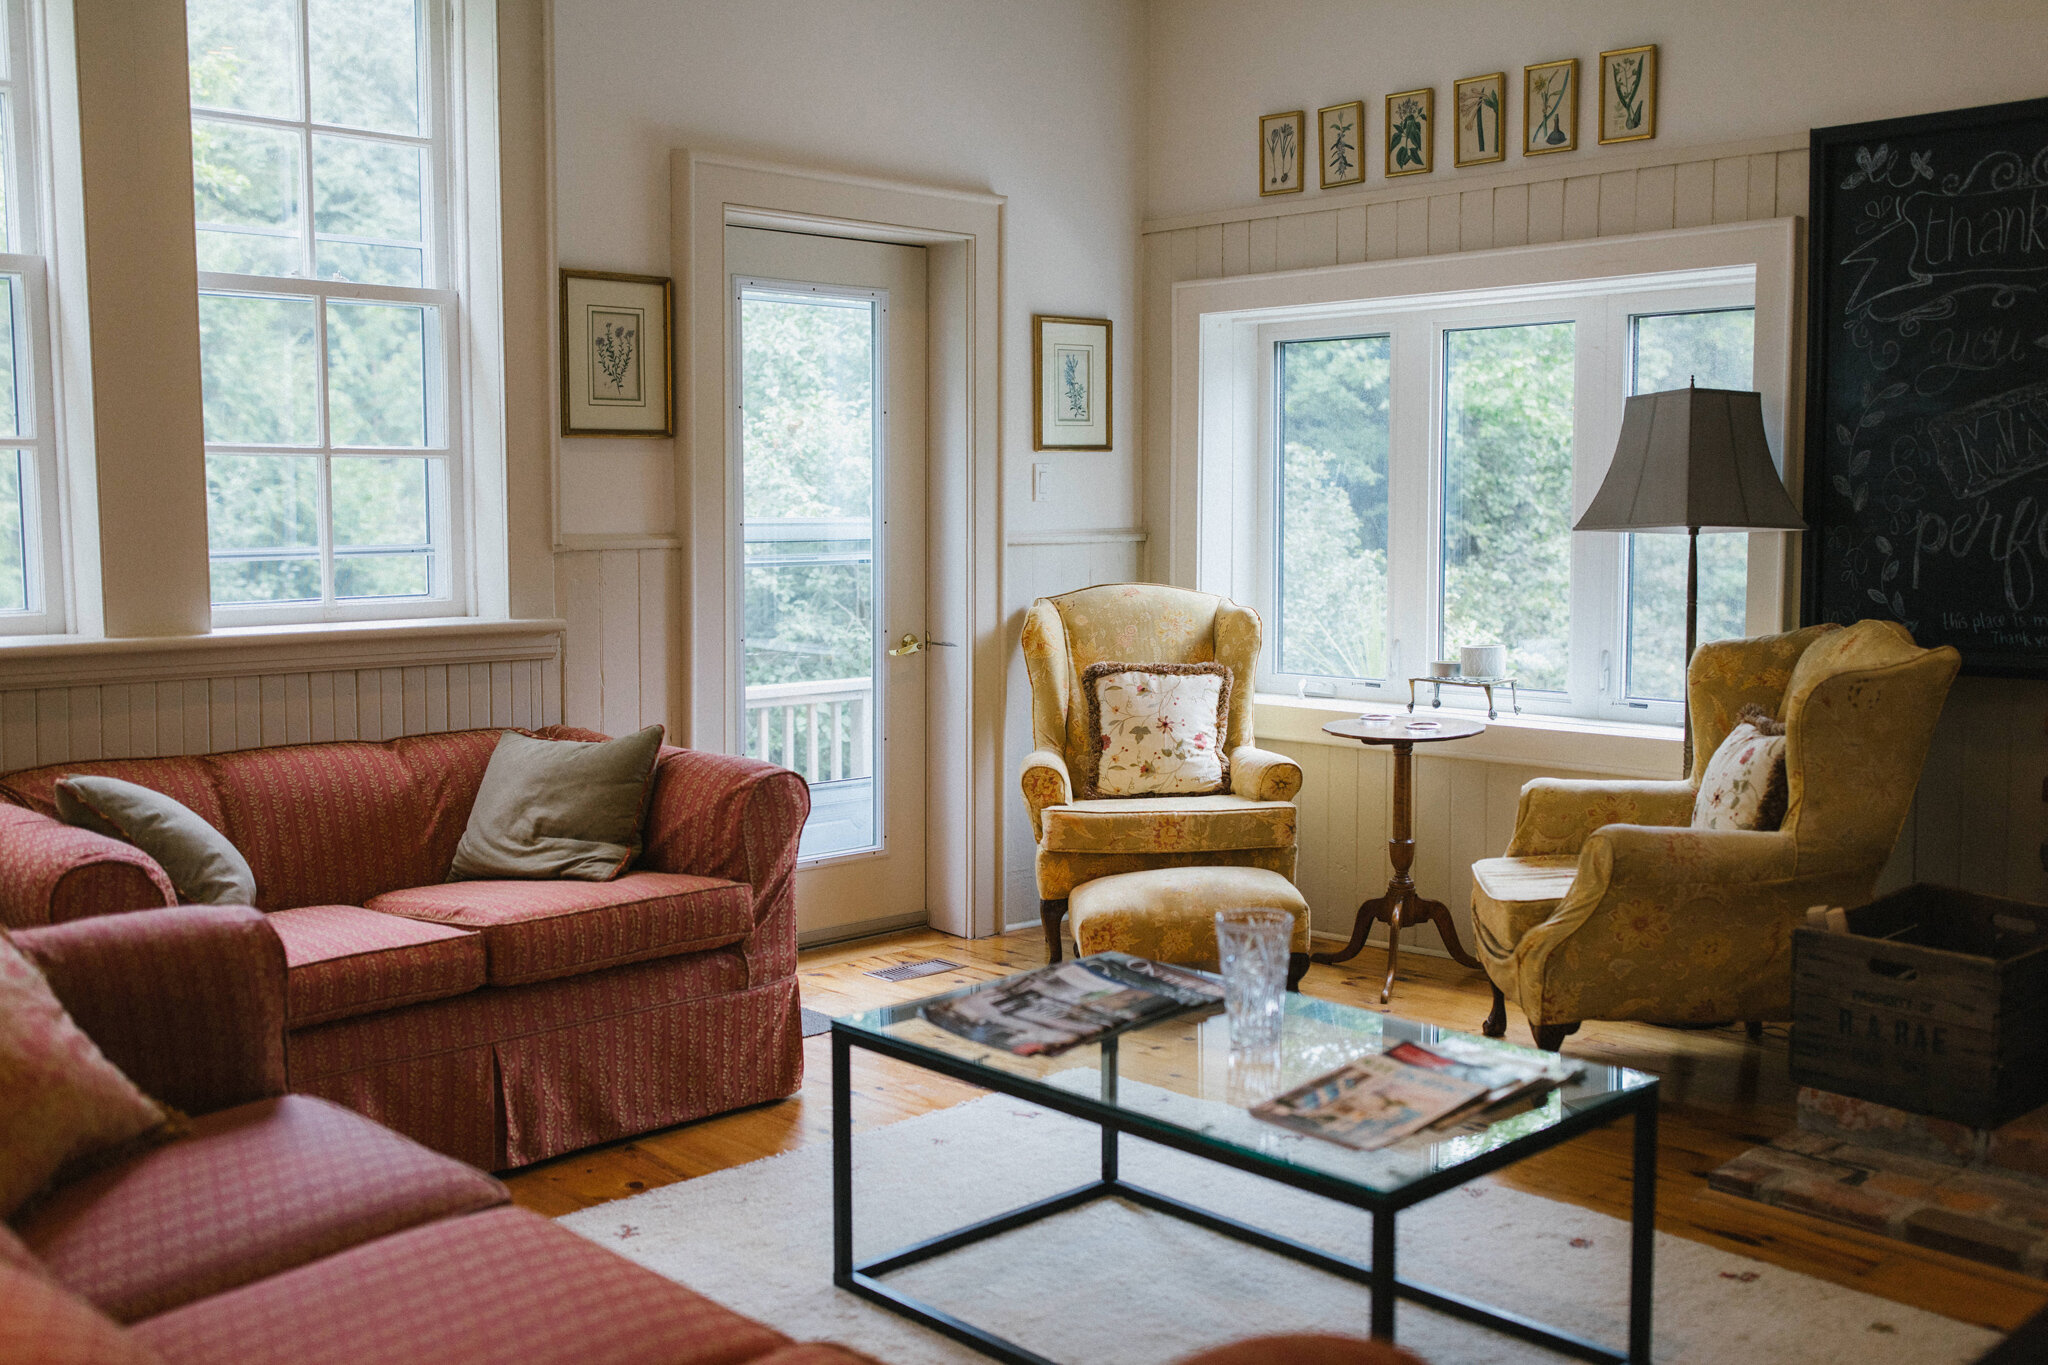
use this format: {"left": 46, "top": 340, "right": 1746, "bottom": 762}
{"left": 558, "top": 1087, "right": 2000, "bottom": 1365}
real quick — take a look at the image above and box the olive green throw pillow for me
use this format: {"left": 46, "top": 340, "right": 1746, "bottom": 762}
{"left": 449, "top": 725, "right": 665, "bottom": 882}
{"left": 55, "top": 777, "right": 256, "bottom": 906}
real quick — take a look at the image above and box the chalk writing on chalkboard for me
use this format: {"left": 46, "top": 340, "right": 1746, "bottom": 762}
{"left": 1805, "top": 98, "right": 2048, "bottom": 675}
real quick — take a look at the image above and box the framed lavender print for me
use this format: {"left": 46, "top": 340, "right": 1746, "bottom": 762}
{"left": 1524, "top": 59, "right": 1579, "bottom": 155}
{"left": 1599, "top": 45, "right": 1657, "bottom": 144}
{"left": 560, "top": 269, "right": 673, "bottom": 437}
{"left": 1033, "top": 315, "right": 1112, "bottom": 451}
{"left": 1319, "top": 101, "right": 1366, "bottom": 188}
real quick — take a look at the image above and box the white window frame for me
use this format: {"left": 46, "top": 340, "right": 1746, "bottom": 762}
{"left": 192, "top": 0, "right": 470, "bottom": 626}
{"left": 1175, "top": 221, "right": 1800, "bottom": 731}
{"left": 0, "top": 0, "right": 67, "bottom": 636}
{"left": 1254, "top": 271, "right": 1755, "bottom": 725}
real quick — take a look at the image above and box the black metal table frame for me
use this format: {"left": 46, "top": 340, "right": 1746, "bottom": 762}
{"left": 832, "top": 1024, "right": 1658, "bottom": 1365}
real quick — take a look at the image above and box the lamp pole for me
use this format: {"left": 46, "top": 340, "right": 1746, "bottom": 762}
{"left": 1684, "top": 524, "right": 1698, "bottom": 777}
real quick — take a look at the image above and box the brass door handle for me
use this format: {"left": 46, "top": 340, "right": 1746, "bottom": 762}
{"left": 888, "top": 634, "right": 959, "bottom": 656}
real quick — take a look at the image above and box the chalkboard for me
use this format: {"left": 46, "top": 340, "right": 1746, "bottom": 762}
{"left": 1804, "top": 96, "right": 2048, "bottom": 675}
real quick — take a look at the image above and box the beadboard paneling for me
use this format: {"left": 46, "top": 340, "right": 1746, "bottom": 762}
{"left": 557, "top": 546, "right": 676, "bottom": 737}
{"left": 0, "top": 657, "right": 559, "bottom": 770}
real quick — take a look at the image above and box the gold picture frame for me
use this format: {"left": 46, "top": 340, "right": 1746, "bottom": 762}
{"left": 1523, "top": 59, "right": 1579, "bottom": 156}
{"left": 1453, "top": 72, "right": 1507, "bottom": 167}
{"left": 1385, "top": 88, "right": 1434, "bottom": 177}
{"left": 1599, "top": 45, "right": 1657, "bottom": 144}
{"left": 1318, "top": 101, "right": 1366, "bottom": 188}
{"left": 1259, "top": 110, "right": 1307, "bottom": 196}
{"left": 559, "top": 269, "right": 674, "bottom": 437}
{"left": 1033, "top": 315, "right": 1112, "bottom": 451}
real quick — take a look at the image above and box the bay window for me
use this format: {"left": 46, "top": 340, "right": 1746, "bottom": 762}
{"left": 1257, "top": 268, "right": 1759, "bottom": 724}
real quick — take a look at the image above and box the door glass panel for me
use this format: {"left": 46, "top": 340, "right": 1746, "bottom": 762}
{"left": 1441, "top": 321, "right": 1576, "bottom": 692}
{"left": 1623, "top": 308, "right": 1757, "bottom": 701}
{"left": 1275, "top": 334, "right": 1391, "bottom": 682}
{"left": 739, "top": 287, "right": 880, "bottom": 860}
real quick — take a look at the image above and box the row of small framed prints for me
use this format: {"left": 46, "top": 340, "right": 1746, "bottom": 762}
{"left": 1260, "top": 45, "right": 1657, "bottom": 195}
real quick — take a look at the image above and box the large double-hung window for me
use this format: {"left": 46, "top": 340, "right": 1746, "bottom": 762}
{"left": 0, "top": 0, "right": 63, "bottom": 635}
{"left": 189, "top": 0, "right": 461, "bottom": 622}
{"left": 1263, "top": 268, "right": 1758, "bottom": 723}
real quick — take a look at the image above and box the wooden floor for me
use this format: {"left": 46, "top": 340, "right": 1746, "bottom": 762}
{"left": 504, "top": 927, "right": 2044, "bottom": 1337}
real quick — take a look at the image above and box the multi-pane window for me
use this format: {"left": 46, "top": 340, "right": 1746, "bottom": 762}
{"left": 188, "top": 0, "right": 459, "bottom": 620}
{"left": 1261, "top": 272, "right": 1759, "bottom": 723}
{"left": 0, "top": 0, "right": 62, "bottom": 634}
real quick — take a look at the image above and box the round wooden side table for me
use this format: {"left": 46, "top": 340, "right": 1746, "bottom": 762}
{"left": 1312, "top": 714, "right": 1486, "bottom": 1004}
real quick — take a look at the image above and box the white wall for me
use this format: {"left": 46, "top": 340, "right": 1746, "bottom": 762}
{"left": 550, "top": 0, "right": 1146, "bottom": 542}
{"left": 1144, "top": 0, "right": 2048, "bottom": 223}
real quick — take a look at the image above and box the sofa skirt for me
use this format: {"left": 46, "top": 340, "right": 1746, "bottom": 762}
{"left": 287, "top": 946, "right": 803, "bottom": 1170}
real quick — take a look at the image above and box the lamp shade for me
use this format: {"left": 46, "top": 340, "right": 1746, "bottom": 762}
{"left": 1575, "top": 385, "right": 1805, "bottom": 534}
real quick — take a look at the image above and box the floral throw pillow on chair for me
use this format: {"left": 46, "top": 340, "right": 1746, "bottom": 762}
{"left": 1079, "top": 661, "right": 1232, "bottom": 798}
{"left": 1692, "top": 703, "right": 1789, "bottom": 832}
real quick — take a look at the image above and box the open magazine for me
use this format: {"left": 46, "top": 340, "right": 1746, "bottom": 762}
{"left": 1252, "top": 1040, "right": 1581, "bottom": 1151}
{"left": 920, "top": 954, "right": 1224, "bottom": 1056}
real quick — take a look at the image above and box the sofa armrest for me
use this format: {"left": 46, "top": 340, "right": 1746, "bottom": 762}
{"left": 638, "top": 747, "right": 810, "bottom": 983}
{"left": 1020, "top": 750, "right": 1072, "bottom": 841}
{"left": 1231, "top": 745, "right": 1302, "bottom": 802}
{"left": 0, "top": 805, "right": 177, "bottom": 930}
{"left": 13, "top": 905, "right": 287, "bottom": 1116}
{"left": 1504, "top": 778, "right": 1697, "bottom": 857}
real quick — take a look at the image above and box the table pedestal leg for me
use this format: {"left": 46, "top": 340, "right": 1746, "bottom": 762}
{"left": 1312, "top": 739, "right": 1483, "bottom": 1001}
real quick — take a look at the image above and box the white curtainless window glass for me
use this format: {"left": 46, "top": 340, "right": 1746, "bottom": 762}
{"left": 1258, "top": 268, "right": 1758, "bottom": 725}
{"left": 0, "top": 0, "right": 66, "bottom": 635}
{"left": 188, "top": 0, "right": 461, "bottom": 622}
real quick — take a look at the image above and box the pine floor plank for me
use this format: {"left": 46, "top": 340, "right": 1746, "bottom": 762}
{"left": 503, "top": 927, "right": 2047, "bottom": 1333}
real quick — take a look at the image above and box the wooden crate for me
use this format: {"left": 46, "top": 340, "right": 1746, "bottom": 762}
{"left": 1790, "top": 884, "right": 2048, "bottom": 1128}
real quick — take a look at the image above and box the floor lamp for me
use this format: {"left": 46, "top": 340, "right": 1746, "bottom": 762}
{"left": 1575, "top": 381, "right": 1805, "bottom": 775}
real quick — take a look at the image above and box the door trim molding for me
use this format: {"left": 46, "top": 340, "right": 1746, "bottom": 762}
{"left": 672, "top": 150, "right": 1004, "bottom": 938}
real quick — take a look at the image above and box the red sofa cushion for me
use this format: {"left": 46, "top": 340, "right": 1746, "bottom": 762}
{"left": 0, "top": 756, "right": 227, "bottom": 831}
{"left": 207, "top": 732, "right": 501, "bottom": 908}
{"left": 132, "top": 1205, "right": 797, "bottom": 1365}
{"left": 0, "top": 1257, "right": 165, "bottom": 1365}
{"left": 16, "top": 1094, "right": 506, "bottom": 1323}
{"left": 367, "top": 872, "right": 754, "bottom": 986}
{"left": 267, "top": 905, "right": 485, "bottom": 1026}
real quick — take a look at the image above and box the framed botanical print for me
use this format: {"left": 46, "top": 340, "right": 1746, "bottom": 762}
{"left": 1524, "top": 59, "right": 1579, "bottom": 155}
{"left": 1033, "top": 315, "right": 1111, "bottom": 451}
{"left": 1385, "top": 88, "right": 1433, "bottom": 176}
{"left": 1599, "top": 45, "right": 1657, "bottom": 144}
{"left": 1259, "top": 110, "right": 1306, "bottom": 195}
{"left": 559, "top": 270, "right": 673, "bottom": 437}
{"left": 1453, "top": 72, "right": 1506, "bottom": 167}
{"left": 1318, "top": 101, "right": 1366, "bottom": 188}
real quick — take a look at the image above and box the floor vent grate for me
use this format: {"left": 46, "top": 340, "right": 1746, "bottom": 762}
{"left": 864, "top": 958, "right": 963, "bottom": 982}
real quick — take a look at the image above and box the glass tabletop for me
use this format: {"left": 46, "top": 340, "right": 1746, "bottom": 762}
{"left": 836, "top": 979, "right": 1655, "bottom": 1198}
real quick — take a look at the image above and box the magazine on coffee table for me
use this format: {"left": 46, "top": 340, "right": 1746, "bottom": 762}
{"left": 920, "top": 954, "right": 1224, "bottom": 1057}
{"left": 1252, "top": 1041, "right": 1583, "bottom": 1151}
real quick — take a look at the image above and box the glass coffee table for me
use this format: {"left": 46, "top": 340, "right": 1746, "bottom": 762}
{"left": 832, "top": 980, "right": 1658, "bottom": 1365}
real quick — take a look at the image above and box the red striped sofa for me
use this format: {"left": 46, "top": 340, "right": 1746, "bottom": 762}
{"left": 0, "top": 726, "right": 810, "bottom": 1171}
{"left": 2, "top": 904, "right": 874, "bottom": 1365}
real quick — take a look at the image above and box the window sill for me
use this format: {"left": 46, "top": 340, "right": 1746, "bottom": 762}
{"left": 1254, "top": 693, "right": 1683, "bottom": 780}
{"left": 0, "top": 617, "right": 566, "bottom": 688}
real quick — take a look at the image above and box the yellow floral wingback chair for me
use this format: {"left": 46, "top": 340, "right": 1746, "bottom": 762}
{"left": 1469, "top": 619, "right": 1960, "bottom": 1050}
{"left": 1021, "top": 584, "right": 1303, "bottom": 961}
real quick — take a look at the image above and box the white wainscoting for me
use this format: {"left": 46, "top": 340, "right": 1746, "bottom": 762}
{"left": 557, "top": 546, "right": 675, "bottom": 739}
{"left": 0, "top": 654, "right": 561, "bottom": 770}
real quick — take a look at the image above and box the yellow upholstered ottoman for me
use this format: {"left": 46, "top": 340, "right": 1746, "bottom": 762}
{"left": 1067, "top": 866, "right": 1312, "bottom": 987}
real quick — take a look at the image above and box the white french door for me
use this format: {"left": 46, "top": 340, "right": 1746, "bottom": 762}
{"left": 727, "top": 226, "right": 928, "bottom": 936}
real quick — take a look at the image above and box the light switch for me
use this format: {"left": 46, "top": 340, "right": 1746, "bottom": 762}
{"left": 1032, "top": 462, "right": 1051, "bottom": 502}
